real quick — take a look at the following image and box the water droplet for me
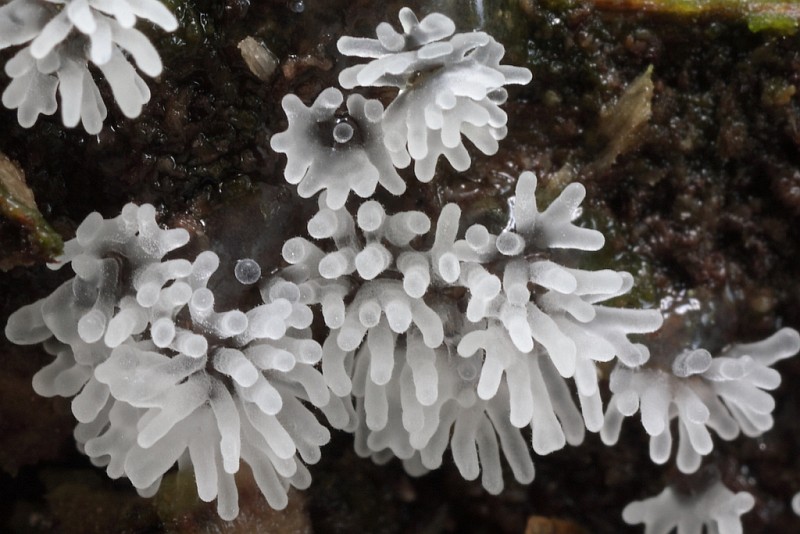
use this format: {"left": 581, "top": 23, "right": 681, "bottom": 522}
{"left": 333, "top": 122, "right": 354, "bottom": 144}
{"left": 235, "top": 258, "right": 261, "bottom": 285}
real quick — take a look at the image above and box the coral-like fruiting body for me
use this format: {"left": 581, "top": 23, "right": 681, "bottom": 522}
{"left": 270, "top": 87, "right": 406, "bottom": 209}
{"left": 623, "top": 480, "right": 755, "bottom": 534}
{"left": 0, "top": 0, "right": 177, "bottom": 132}
{"left": 279, "top": 171, "right": 662, "bottom": 492}
{"left": 354, "top": 346, "right": 538, "bottom": 495}
{"left": 337, "top": 7, "right": 532, "bottom": 181}
{"left": 6, "top": 7, "right": 799, "bottom": 528}
{"left": 6, "top": 203, "right": 191, "bottom": 351}
{"left": 601, "top": 328, "right": 800, "bottom": 473}
{"left": 5, "top": 204, "right": 350, "bottom": 519}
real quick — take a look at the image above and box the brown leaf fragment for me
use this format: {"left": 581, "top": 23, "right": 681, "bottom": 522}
{"left": 0, "top": 153, "right": 63, "bottom": 270}
{"left": 154, "top": 467, "right": 313, "bottom": 534}
{"left": 524, "top": 515, "right": 589, "bottom": 534}
{"left": 593, "top": 66, "right": 654, "bottom": 172}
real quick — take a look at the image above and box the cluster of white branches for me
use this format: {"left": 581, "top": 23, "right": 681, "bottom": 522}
{"left": 0, "top": 0, "right": 176, "bottom": 133}
{"left": 271, "top": 7, "right": 532, "bottom": 206}
{"left": 5, "top": 204, "right": 352, "bottom": 519}
{"left": 4, "top": 7, "right": 800, "bottom": 533}
{"left": 276, "top": 172, "right": 662, "bottom": 493}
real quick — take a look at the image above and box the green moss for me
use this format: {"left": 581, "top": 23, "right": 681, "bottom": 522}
{"left": 541, "top": 0, "right": 800, "bottom": 34}
{"left": 0, "top": 182, "right": 63, "bottom": 258}
{"left": 748, "top": 12, "right": 799, "bottom": 33}
{"left": 576, "top": 205, "right": 661, "bottom": 308}
{"left": 157, "top": 0, "right": 217, "bottom": 57}
{"left": 153, "top": 470, "right": 206, "bottom": 520}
